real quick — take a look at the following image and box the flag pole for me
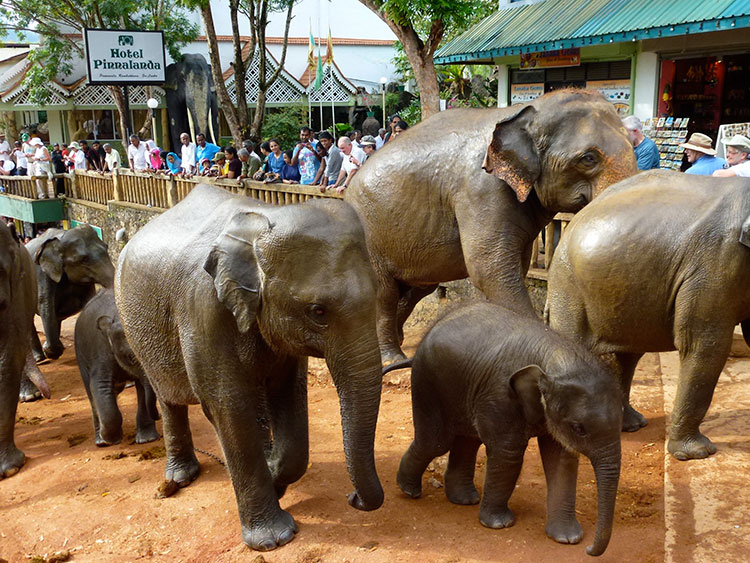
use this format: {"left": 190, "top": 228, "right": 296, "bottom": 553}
{"left": 318, "top": 0, "right": 323, "bottom": 131}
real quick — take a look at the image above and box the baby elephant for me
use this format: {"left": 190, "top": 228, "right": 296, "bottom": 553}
{"left": 75, "top": 289, "right": 160, "bottom": 446}
{"left": 387, "top": 303, "right": 623, "bottom": 556}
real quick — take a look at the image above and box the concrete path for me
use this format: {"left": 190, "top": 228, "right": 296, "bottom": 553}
{"left": 659, "top": 338, "right": 750, "bottom": 562}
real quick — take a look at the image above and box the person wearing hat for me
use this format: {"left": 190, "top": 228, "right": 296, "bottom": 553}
{"left": 207, "top": 151, "right": 225, "bottom": 177}
{"left": 713, "top": 134, "right": 750, "bottom": 178}
{"left": 29, "top": 137, "right": 52, "bottom": 198}
{"left": 360, "top": 135, "right": 377, "bottom": 162}
{"left": 681, "top": 133, "right": 726, "bottom": 175}
{"left": 67, "top": 141, "right": 87, "bottom": 170}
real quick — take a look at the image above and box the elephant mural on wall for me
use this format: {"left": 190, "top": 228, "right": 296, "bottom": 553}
{"left": 165, "top": 53, "right": 220, "bottom": 151}
{"left": 116, "top": 184, "right": 385, "bottom": 551}
{"left": 547, "top": 171, "right": 750, "bottom": 461}
{"left": 0, "top": 223, "right": 50, "bottom": 479}
{"left": 345, "top": 89, "right": 637, "bottom": 365}
{"left": 75, "top": 289, "right": 160, "bottom": 447}
{"left": 22, "top": 225, "right": 115, "bottom": 401}
{"left": 386, "top": 302, "right": 622, "bottom": 557}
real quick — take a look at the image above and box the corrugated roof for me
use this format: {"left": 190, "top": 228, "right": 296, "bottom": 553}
{"left": 435, "top": 0, "right": 750, "bottom": 64}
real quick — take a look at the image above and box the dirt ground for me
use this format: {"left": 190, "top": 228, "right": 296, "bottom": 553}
{"left": 4, "top": 314, "right": 745, "bottom": 563}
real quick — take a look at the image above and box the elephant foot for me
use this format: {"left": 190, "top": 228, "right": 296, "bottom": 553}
{"left": 546, "top": 517, "right": 583, "bottom": 544}
{"left": 135, "top": 425, "right": 160, "bottom": 444}
{"left": 445, "top": 482, "right": 480, "bottom": 505}
{"left": 381, "top": 349, "right": 408, "bottom": 369}
{"left": 42, "top": 344, "right": 64, "bottom": 360}
{"left": 241, "top": 508, "right": 298, "bottom": 551}
{"left": 479, "top": 506, "right": 515, "bottom": 529}
{"left": 396, "top": 469, "right": 423, "bottom": 499}
{"left": 668, "top": 432, "right": 717, "bottom": 461}
{"left": 0, "top": 446, "right": 26, "bottom": 478}
{"left": 622, "top": 405, "right": 647, "bottom": 432}
{"left": 164, "top": 452, "right": 200, "bottom": 486}
{"left": 19, "top": 377, "right": 42, "bottom": 403}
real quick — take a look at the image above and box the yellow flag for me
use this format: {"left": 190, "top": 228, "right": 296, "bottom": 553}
{"left": 325, "top": 27, "right": 334, "bottom": 65}
{"left": 308, "top": 24, "right": 315, "bottom": 66}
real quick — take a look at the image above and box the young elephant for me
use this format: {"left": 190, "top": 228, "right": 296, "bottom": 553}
{"left": 547, "top": 171, "right": 750, "bottom": 461}
{"left": 75, "top": 289, "right": 159, "bottom": 447}
{"left": 390, "top": 302, "right": 622, "bottom": 557}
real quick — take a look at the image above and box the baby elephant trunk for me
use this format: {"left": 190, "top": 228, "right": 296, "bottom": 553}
{"left": 586, "top": 444, "right": 621, "bottom": 556}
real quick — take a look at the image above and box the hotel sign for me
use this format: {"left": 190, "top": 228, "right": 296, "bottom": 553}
{"left": 519, "top": 48, "right": 580, "bottom": 69}
{"left": 84, "top": 29, "right": 166, "bottom": 85}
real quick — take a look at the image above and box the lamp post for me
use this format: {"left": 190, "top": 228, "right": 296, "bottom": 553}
{"left": 380, "top": 77, "right": 387, "bottom": 128}
{"left": 146, "top": 97, "right": 158, "bottom": 142}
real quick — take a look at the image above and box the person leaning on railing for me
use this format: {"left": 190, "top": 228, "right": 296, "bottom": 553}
{"left": 102, "top": 143, "right": 122, "bottom": 173}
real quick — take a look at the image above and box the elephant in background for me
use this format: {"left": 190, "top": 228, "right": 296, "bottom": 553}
{"left": 75, "top": 289, "right": 160, "bottom": 447}
{"left": 547, "top": 171, "right": 750, "bottom": 460}
{"left": 386, "top": 302, "right": 622, "bottom": 557}
{"left": 21, "top": 225, "right": 115, "bottom": 402}
{"left": 0, "top": 223, "right": 50, "bottom": 479}
{"left": 165, "top": 53, "right": 220, "bottom": 151}
{"left": 345, "top": 89, "right": 637, "bottom": 365}
{"left": 116, "top": 184, "right": 384, "bottom": 551}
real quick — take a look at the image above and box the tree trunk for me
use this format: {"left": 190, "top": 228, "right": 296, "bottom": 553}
{"left": 408, "top": 50, "right": 440, "bottom": 120}
{"left": 108, "top": 86, "right": 130, "bottom": 144}
{"left": 200, "top": 2, "right": 243, "bottom": 147}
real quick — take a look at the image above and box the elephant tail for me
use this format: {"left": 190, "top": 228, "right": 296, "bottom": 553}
{"left": 382, "top": 358, "right": 413, "bottom": 376}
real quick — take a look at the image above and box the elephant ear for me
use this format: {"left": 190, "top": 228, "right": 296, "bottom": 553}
{"left": 203, "top": 211, "right": 273, "bottom": 334}
{"left": 96, "top": 315, "right": 114, "bottom": 335}
{"left": 34, "top": 236, "right": 64, "bottom": 283}
{"left": 509, "top": 364, "right": 547, "bottom": 426}
{"left": 482, "top": 105, "right": 541, "bottom": 203}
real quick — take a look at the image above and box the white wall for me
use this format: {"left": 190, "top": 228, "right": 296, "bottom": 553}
{"left": 632, "top": 51, "right": 658, "bottom": 120}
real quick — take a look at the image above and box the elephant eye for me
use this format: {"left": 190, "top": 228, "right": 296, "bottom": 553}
{"left": 306, "top": 304, "right": 328, "bottom": 325}
{"left": 571, "top": 422, "right": 587, "bottom": 437}
{"left": 577, "top": 152, "right": 599, "bottom": 169}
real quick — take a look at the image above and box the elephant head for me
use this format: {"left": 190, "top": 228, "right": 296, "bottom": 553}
{"left": 204, "top": 200, "right": 384, "bottom": 511}
{"left": 512, "top": 363, "right": 622, "bottom": 556}
{"left": 34, "top": 225, "right": 115, "bottom": 289}
{"left": 483, "top": 89, "right": 636, "bottom": 212}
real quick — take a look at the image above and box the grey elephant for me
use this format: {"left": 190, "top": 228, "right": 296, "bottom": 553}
{"left": 0, "top": 223, "right": 50, "bottom": 478}
{"left": 116, "top": 184, "right": 384, "bottom": 551}
{"left": 345, "top": 89, "right": 637, "bottom": 365}
{"left": 75, "top": 288, "right": 160, "bottom": 447}
{"left": 386, "top": 302, "right": 622, "bottom": 556}
{"left": 547, "top": 171, "right": 750, "bottom": 461}
{"left": 22, "top": 225, "right": 115, "bottom": 401}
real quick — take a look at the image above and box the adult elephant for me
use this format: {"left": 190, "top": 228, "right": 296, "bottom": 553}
{"left": 21, "top": 225, "right": 115, "bottom": 401}
{"left": 116, "top": 184, "right": 384, "bottom": 551}
{"left": 346, "top": 89, "right": 637, "bottom": 364}
{"left": 547, "top": 171, "right": 750, "bottom": 461}
{"left": 0, "top": 223, "right": 50, "bottom": 478}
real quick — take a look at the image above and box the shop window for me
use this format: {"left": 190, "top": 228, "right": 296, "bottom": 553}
{"left": 511, "top": 69, "right": 545, "bottom": 83}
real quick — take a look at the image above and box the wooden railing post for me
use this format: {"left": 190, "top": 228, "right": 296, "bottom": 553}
{"left": 167, "top": 174, "right": 177, "bottom": 208}
{"left": 69, "top": 171, "right": 78, "bottom": 199}
{"left": 112, "top": 169, "right": 121, "bottom": 201}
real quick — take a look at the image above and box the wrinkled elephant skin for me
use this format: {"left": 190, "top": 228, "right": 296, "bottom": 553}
{"left": 0, "top": 223, "right": 42, "bottom": 479}
{"left": 75, "top": 288, "right": 160, "bottom": 447}
{"left": 116, "top": 184, "right": 384, "bottom": 551}
{"left": 547, "top": 171, "right": 750, "bottom": 461}
{"left": 394, "top": 302, "right": 622, "bottom": 556}
{"left": 346, "top": 89, "right": 637, "bottom": 365}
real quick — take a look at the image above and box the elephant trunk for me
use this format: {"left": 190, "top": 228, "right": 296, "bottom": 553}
{"left": 326, "top": 335, "right": 384, "bottom": 512}
{"left": 39, "top": 302, "right": 64, "bottom": 359}
{"left": 23, "top": 353, "right": 50, "bottom": 398}
{"left": 586, "top": 443, "right": 621, "bottom": 556}
{"left": 92, "top": 378, "right": 123, "bottom": 445}
{"left": 97, "top": 261, "right": 116, "bottom": 289}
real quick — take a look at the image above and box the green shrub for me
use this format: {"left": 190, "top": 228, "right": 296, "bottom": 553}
{"left": 262, "top": 105, "right": 308, "bottom": 150}
{"left": 399, "top": 98, "right": 422, "bottom": 126}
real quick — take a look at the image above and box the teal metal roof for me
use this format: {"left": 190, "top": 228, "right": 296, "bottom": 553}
{"left": 435, "top": 0, "right": 750, "bottom": 64}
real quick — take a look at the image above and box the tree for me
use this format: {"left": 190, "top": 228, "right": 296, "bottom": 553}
{"left": 0, "top": 0, "right": 199, "bottom": 143}
{"left": 359, "top": 0, "right": 494, "bottom": 119}
{"left": 188, "top": 0, "right": 296, "bottom": 146}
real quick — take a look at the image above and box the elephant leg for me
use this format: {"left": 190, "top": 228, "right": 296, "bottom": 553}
{"left": 160, "top": 402, "right": 200, "bottom": 486}
{"left": 134, "top": 379, "right": 160, "bottom": 444}
{"left": 444, "top": 435, "right": 481, "bottom": 505}
{"left": 668, "top": 328, "right": 733, "bottom": 461}
{"left": 30, "top": 328, "right": 46, "bottom": 363}
{"left": 202, "top": 394, "right": 297, "bottom": 551}
{"left": 0, "top": 366, "right": 25, "bottom": 478}
{"left": 265, "top": 359, "right": 309, "bottom": 499}
{"left": 376, "top": 273, "right": 408, "bottom": 366}
{"left": 538, "top": 433, "right": 582, "bottom": 544}
{"left": 18, "top": 373, "right": 42, "bottom": 403}
{"left": 396, "top": 284, "right": 438, "bottom": 344}
{"left": 613, "top": 352, "right": 646, "bottom": 432}
{"left": 477, "top": 425, "right": 527, "bottom": 529}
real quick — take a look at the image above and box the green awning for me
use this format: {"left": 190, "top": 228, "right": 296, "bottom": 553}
{"left": 435, "top": 0, "right": 750, "bottom": 64}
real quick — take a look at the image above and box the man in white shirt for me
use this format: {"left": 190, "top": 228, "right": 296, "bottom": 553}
{"left": 102, "top": 143, "right": 122, "bottom": 172}
{"left": 333, "top": 136, "right": 367, "bottom": 194}
{"left": 179, "top": 132, "right": 196, "bottom": 175}
{"left": 713, "top": 135, "right": 750, "bottom": 178}
{"left": 128, "top": 135, "right": 149, "bottom": 172}
{"left": 375, "top": 128, "right": 386, "bottom": 150}
{"left": 0, "top": 133, "right": 11, "bottom": 162}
